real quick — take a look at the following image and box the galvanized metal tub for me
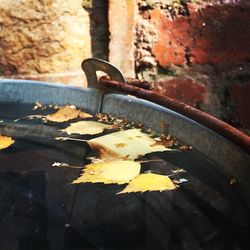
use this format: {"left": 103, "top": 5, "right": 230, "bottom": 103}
{"left": 0, "top": 79, "right": 249, "bottom": 250}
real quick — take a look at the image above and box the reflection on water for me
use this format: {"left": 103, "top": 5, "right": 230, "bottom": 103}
{"left": 0, "top": 102, "right": 249, "bottom": 250}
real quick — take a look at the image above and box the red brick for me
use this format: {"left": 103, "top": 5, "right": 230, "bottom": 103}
{"left": 154, "top": 77, "right": 209, "bottom": 107}
{"left": 190, "top": 4, "right": 250, "bottom": 64}
{"left": 150, "top": 9, "right": 190, "bottom": 66}
{"left": 187, "top": 3, "right": 198, "bottom": 16}
{"left": 149, "top": 3, "right": 250, "bottom": 67}
{"left": 229, "top": 83, "right": 250, "bottom": 129}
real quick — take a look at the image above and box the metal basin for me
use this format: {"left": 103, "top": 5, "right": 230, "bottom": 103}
{"left": 0, "top": 79, "right": 249, "bottom": 250}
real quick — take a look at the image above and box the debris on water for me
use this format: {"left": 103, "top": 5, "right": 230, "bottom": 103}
{"left": 14, "top": 115, "right": 43, "bottom": 122}
{"left": 173, "top": 178, "right": 188, "bottom": 184}
{"left": 33, "top": 101, "right": 43, "bottom": 110}
{"left": 171, "top": 168, "right": 186, "bottom": 174}
{"left": 229, "top": 177, "right": 237, "bottom": 185}
{"left": 152, "top": 134, "right": 175, "bottom": 148}
{"left": 55, "top": 137, "right": 88, "bottom": 142}
{"left": 52, "top": 162, "right": 82, "bottom": 169}
{"left": 52, "top": 162, "right": 69, "bottom": 168}
{"left": 95, "top": 113, "right": 143, "bottom": 130}
{"left": 179, "top": 145, "right": 192, "bottom": 151}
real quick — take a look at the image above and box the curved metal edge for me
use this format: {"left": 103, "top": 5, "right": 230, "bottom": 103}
{"left": 0, "top": 79, "right": 103, "bottom": 114}
{"left": 81, "top": 58, "right": 126, "bottom": 89}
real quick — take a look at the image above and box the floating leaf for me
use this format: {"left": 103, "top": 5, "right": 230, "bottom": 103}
{"left": 88, "top": 128, "right": 173, "bottom": 160}
{"left": 45, "top": 105, "right": 92, "bottom": 122}
{"left": 0, "top": 135, "right": 15, "bottom": 150}
{"left": 61, "top": 121, "right": 113, "bottom": 135}
{"left": 118, "top": 173, "right": 177, "bottom": 194}
{"left": 72, "top": 160, "right": 141, "bottom": 185}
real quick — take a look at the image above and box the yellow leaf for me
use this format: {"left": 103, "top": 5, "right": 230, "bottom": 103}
{"left": 88, "top": 128, "right": 171, "bottom": 160}
{"left": 78, "top": 111, "right": 93, "bottom": 119}
{"left": 45, "top": 105, "right": 92, "bottom": 122}
{"left": 118, "top": 173, "right": 177, "bottom": 194}
{"left": 72, "top": 160, "right": 141, "bottom": 185}
{"left": 61, "top": 121, "right": 113, "bottom": 135}
{"left": 0, "top": 135, "right": 15, "bottom": 150}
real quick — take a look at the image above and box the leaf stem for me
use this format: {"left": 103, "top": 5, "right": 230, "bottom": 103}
{"left": 54, "top": 137, "right": 88, "bottom": 142}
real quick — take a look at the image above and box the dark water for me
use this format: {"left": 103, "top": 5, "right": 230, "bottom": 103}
{"left": 0, "top": 102, "right": 249, "bottom": 250}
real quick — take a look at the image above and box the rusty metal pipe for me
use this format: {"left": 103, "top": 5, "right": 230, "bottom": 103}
{"left": 99, "top": 76, "right": 250, "bottom": 154}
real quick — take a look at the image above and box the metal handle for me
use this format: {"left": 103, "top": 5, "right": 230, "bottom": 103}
{"left": 81, "top": 58, "right": 126, "bottom": 89}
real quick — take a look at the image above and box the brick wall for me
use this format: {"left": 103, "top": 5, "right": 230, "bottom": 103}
{"left": 132, "top": 0, "right": 250, "bottom": 134}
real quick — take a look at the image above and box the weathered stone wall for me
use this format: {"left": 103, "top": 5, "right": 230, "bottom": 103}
{"left": 134, "top": 0, "right": 250, "bottom": 134}
{"left": 0, "top": 0, "right": 91, "bottom": 86}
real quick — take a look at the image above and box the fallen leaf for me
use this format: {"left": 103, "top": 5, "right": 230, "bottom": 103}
{"left": 72, "top": 160, "right": 141, "bottom": 185}
{"left": 118, "top": 173, "right": 177, "bottom": 194}
{"left": 88, "top": 128, "right": 173, "bottom": 160}
{"left": 0, "top": 135, "right": 15, "bottom": 150}
{"left": 45, "top": 105, "right": 92, "bottom": 122}
{"left": 61, "top": 121, "right": 113, "bottom": 135}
